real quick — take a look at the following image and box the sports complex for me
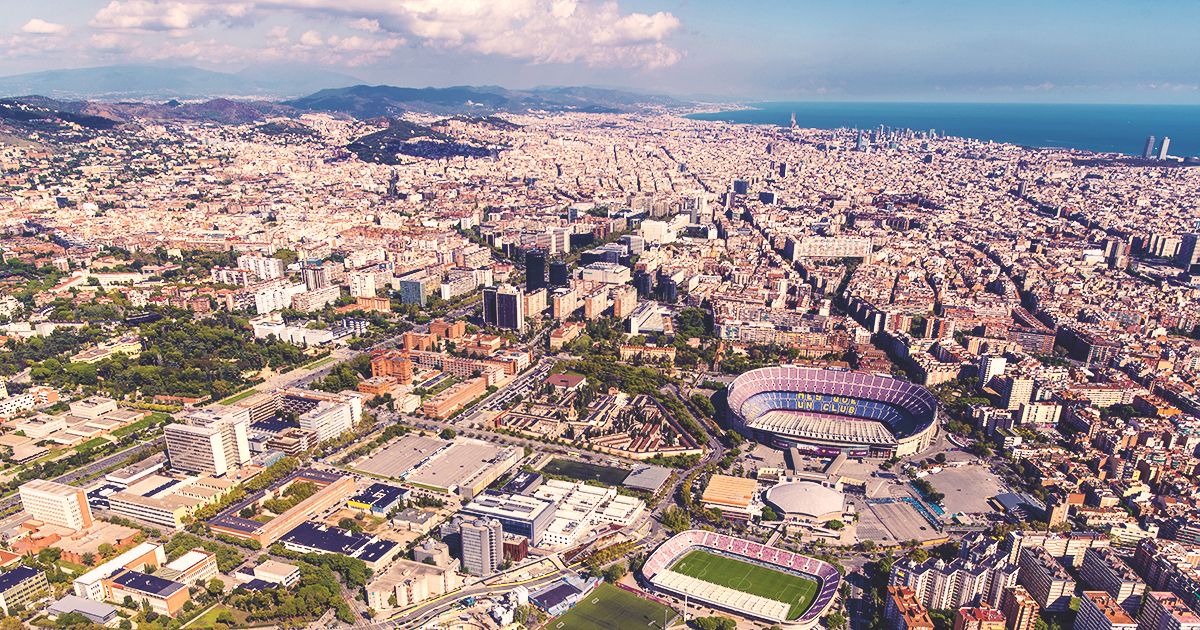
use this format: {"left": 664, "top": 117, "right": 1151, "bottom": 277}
{"left": 727, "top": 365, "right": 939, "bottom": 457}
{"left": 640, "top": 530, "right": 841, "bottom": 628}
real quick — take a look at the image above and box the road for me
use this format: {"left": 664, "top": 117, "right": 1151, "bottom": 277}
{"left": 0, "top": 436, "right": 165, "bottom": 512}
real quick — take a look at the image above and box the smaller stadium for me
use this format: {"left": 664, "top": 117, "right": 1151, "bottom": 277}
{"left": 641, "top": 530, "right": 841, "bottom": 628}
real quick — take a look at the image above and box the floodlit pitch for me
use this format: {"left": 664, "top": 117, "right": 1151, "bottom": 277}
{"left": 669, "top": 550, "right": 819, "bottom": 620}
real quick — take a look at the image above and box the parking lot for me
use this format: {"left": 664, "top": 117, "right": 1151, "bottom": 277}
{"left": 925, "top": 464, "right": 1007, "bottom": 514}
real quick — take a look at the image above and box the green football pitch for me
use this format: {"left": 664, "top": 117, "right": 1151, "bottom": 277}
{"left": 552, "top": 583, "right": 677, "bottom": 630}
{"left": 669, "top": 549, "right": 819, "bottom": 620}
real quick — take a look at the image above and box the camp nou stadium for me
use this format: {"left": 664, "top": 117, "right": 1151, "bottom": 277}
{"left": 727, "top": 365, "right": 939, "bottom": 457}
{"left": 641, "top": 530, "right": 842, "bottom": 628}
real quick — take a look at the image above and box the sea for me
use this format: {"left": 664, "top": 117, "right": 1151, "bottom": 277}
{"left": 686, "top": 102, "right": 1200, "bottom": 157}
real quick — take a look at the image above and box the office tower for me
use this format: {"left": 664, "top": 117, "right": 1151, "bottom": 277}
{"left": 1177, "top": 234, "right": 1200, "bottom": 273}
{"left": 524, "top": 249, "right": 546, "bottom": 292}
{"left": 657, "top": 276, "right": 678, "bottom": 304}
{"left": 1076, "top": 591, "right": 1136, "bottom": 630}
{"left": 164, "top": 408, "right": 251, "bottom": 476}
{"left": 482, "top": 286, "right": 498, "bottom": 326}
{"left": 19, "top": 480, "right": 93, "bottom": 530}
{"left": 548, "top": 260, "right": 570, "bottom": 286}
{"left": 978, "top": 355, "right": 1007, "bottom": 389}
{"left": 1000, "top": 586, "right": 1039, "bottom": 630}
{"left": 482, "top": 285, "right": 524, "bottom": 332}
{"left": 633, "top": 271, "right": 653, "bottom": 298}
{"left": 1143, "top": 136, "right": 1157, "bottom": 159}
{"left": 301, "top": 261, "right": 330, "bottom": 291}
{"left": 1159, "top": 137, "right": 1171, "bottom": 160}
{"left": 460, "top": 518, "right": 503, "bottom": 576}
{"left": 953, "top": 605, "right": 1005, "bottom": 630}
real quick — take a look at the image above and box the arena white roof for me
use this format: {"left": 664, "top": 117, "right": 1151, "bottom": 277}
{"left": 764, "top": 482, "right": 844, "bottom": 518}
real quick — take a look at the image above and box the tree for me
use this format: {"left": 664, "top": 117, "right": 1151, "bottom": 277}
{"left": 661, "top": 506, "right": 690, "bottom": 534}
{"left": 692, "top": 616, "right": 736, "bottom": 630}
{"left": 760, "top": 506, "right": 779, "bottom": 522}
{"left": 824, "top": 611, "right": 848, "bottom": 630}
{"left": 207, "top": 577, "right": 225, "bottom": 596}
{"left": 602, "top": 561, "right": 627, "bottom": 583}
{"left": 827, "top": 520, "right": 845, "bottom": 530}
{"left": 439, "top": 428, "right": 456, "bottom": 440}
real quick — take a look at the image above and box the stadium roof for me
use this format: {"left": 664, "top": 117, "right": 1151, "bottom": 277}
{"left": 702, "top": 474, "right": 757, "bottom": 508}
{"left": 764, "top": 482, "right": 845, "bottom": 519}
{"left": 623, "top": 465, "right": 672, "bottom": 493}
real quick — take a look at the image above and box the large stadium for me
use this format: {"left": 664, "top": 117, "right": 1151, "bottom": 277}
{"left": 641, "top": 530, "right": 841, "bottom": 628}
{"left": 727, "top": 365, "right": 938, "bottom": 457}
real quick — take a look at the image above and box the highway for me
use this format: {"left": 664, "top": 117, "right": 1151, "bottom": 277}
{"left": 0, "top": 436, "right": 165, "bottom": 512}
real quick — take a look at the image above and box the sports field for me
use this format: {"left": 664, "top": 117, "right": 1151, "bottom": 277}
{"left": 670, "top": 550, "right": 818, "bottom": 620}
{"left": 552, "top": 583, "right": 676, "bottom": 630}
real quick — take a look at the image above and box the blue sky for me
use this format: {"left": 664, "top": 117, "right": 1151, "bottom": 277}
{"left": 0, "top": 0, "right": 1197, "bottom": 102}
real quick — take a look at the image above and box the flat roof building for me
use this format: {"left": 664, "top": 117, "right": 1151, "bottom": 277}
{"left": 164, "top": 407, "right": 251, "bottom": 476}
{"left": 74, "top": 542, "right": 166, "bottom": 602}
{"left": 0, "top": 566, "right": 49, "bottom": 616}
{"left": 104, "top": 569, "right": 190, "bottom": 617}
{"left": 461, "top": 491, "right": 556, "bottom": 547}
{"left": 19, "top": 479, "right": 93, "bottom": 530}
{"left": 701, "top": 474, "right": 758, "bottom": 519}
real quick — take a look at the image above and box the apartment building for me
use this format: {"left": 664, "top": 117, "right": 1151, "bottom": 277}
{"left": 1000, "top": 585, "right": 1039, "bottom": 630}
{"left": 1019, "top": 546, "right": 1076, "bottom": 612}
{"left": 885, "top": 585, "right": 935, "bottom": 630}
{"left": 1080, "top": 546, "right": 1146, "bottom": 615}
{"left": 1074, "top": 591, "right": 1135, "bottom": 630}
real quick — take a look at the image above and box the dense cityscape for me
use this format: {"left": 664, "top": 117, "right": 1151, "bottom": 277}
{"left": 0, "top": 3, "right": 1198, "bottom": 630}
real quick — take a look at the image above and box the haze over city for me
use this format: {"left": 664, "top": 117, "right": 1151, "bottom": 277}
{"left": 0, "top": 2, "right": 1198, "bottom": 630}
{"left": 1, "top": 0, "right": 1199, "bottom": 102}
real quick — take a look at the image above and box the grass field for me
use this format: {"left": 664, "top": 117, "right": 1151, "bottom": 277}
{"left": 552, "top": 583, "right": 675, "bottom": 630}
{"left": 542, "top": 458, "right": 630, "bottom": 486}
{"left": 219, "top": 388, "right": 260, "bottom": 405}
{"left": 301, "top": 355, "right": 337, "bottom": 370}
{"left": 112, "top": 412, "right": 170, "bottom": 438}
{"left": 670, "top": 550, "right": 818, "bottom": 620}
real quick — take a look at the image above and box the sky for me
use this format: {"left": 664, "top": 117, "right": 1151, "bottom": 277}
{"left": 0, "top": 0, "right": 1198, "bottom": 103}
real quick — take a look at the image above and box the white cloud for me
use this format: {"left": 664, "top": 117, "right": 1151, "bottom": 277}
{"left": 347, "top": 18, "right": 380, "bottom": 33}
{"left": 299, "top": 29, "right": 324, "bottom": 46}
{"left": 86, "top": 0, "right": 683, "bottom": 68}
{"left": 21, "top": 18, "right": 66, "bottom": 35}
{"left": 91, "top": 1, "right": 253, "bottom": 32}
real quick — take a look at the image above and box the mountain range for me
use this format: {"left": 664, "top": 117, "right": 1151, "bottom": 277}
{"left": 0, "top": 65, "right": 685, "bottom": 116}
{"left": 0, "top": 64, "right": 363, "bottom": 100}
